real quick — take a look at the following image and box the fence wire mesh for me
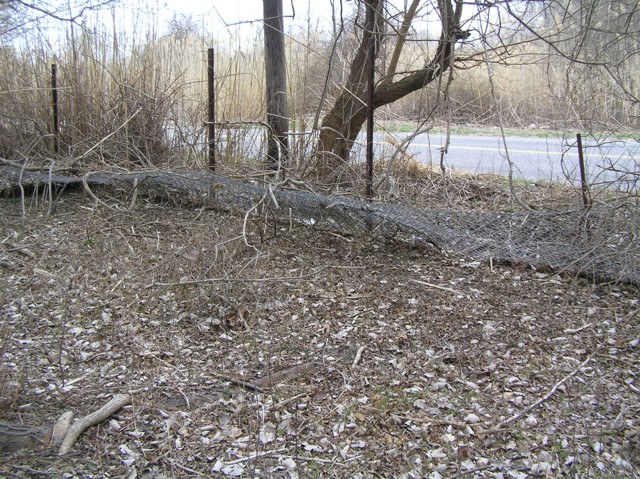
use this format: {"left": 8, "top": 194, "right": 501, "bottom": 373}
{"left": 1, "top": 165, "right": 638, "bottom": 284}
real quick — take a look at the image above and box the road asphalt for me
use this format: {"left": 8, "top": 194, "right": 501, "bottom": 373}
{"left": 364, "top": 132, "right": 639, "bottom": 184}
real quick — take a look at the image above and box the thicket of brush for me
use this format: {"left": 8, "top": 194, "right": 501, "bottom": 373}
{"left": 0, "top": 6, "right": 638, "bottom": 171}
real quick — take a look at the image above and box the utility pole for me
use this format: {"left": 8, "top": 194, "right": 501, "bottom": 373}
{"left": 263, "top": 0, "right": 289, "bottom": 172}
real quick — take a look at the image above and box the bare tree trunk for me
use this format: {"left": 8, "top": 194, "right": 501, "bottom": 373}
{"left": 317, "top": 0, "right": 467, "bottom": 171}
{"left": 263, "top": 0, "right": 289, "bottom": 171}
{"left": 385, "top": 0, "right": 422, "bottom": 81}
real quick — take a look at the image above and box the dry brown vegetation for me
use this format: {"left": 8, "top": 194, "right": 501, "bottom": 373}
{"left": 0, "top": 172, "right": 638, "bottom": 478}
{"left": 1, "top": 2, "right": 638, "bottom": 169}
{"left": 0, "top": 2, "right": 639, "bottom": 477}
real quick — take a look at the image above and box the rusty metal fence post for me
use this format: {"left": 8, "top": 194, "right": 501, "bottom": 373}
{"left": 207, "top": 48, "right": 216, "bottom": 172}
{"left": 365, "top": 0, "right": 376, "bottom": 199}
{"left": 576, "top": 133, "right": 592, "bottom": 211}
{"left": 50, "top": 63, "right": 59, "bottom": 156}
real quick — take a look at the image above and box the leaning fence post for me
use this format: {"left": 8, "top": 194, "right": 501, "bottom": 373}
{"left": 576, "top": 133, "right": 591, "bottom": 211}
{"left": 576, "top": 133, "right": 593, "bottom": 240}
{"left": 207, "top": 48, "right": 216, "bottom": 172}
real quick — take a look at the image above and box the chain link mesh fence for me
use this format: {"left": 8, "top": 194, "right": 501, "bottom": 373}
{"left": 1, "top": 165, "right": 637, "bottom": 284}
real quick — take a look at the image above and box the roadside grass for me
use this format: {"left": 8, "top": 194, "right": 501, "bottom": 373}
{"left": 378, "top": 121, "right": 640, "bottom": 139}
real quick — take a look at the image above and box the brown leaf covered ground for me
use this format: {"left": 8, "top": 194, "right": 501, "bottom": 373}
{"left": 0, "top": 175, "right": 638, "bottom": 478}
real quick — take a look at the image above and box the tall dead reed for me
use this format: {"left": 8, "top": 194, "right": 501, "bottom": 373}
{"left": 0, "top": 4, "right": 637, "bottom": 173}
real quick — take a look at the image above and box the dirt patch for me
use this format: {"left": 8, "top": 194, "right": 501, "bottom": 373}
{"left": 1, "top": 189, "right": 638, "bottom": 478}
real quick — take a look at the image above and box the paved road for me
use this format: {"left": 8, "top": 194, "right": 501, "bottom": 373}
{"left": 364, "top": 132, "right": 640, "bottom": 185}
{"left": 220, "top": 127, "right": 638, "bottom": 185}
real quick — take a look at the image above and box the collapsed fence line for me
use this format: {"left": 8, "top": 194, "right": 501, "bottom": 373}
{"left": 0, "top": 165, "right": 637, "bottom": 285}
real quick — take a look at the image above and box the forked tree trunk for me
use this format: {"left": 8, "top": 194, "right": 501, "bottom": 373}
{"left": 317, "top": 0, "right": 467, "bottom": 173}
{"left": 317, "top": 0, "right": 382, "bottom": 173}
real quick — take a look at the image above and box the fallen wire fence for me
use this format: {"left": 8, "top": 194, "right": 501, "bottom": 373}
{"left": 1, "top": 164, "right": 638, "bottom": 285}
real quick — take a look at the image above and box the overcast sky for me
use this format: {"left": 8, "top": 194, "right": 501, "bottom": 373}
{"left": 35, "top": 0, "right": 440, "bottom": 48}
{"left": 22, "top": 0, "right": 362, "bottom": 51}
{"left": 156, "top": 0, "right": 344, "bottom": 37}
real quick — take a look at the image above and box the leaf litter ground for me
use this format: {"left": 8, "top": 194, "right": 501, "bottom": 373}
{"left": 0, "top": 180, "right": 638, "bottom": 478}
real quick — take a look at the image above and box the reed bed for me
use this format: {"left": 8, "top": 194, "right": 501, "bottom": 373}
{"left": 0, "top": 3, "right": 637, "bottom": 172}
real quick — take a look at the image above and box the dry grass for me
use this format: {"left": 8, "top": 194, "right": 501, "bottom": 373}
{"left": 1, "top": 3, "right": 638, "bottom": 173}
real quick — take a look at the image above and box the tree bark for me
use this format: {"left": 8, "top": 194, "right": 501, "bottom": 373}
{"left": 317, "top": 0, "right": 467, "bottom": 171}
{"left": 317, "top": 0, "right": 382, "bottom": 173}
{"left": 263, "top": 0, "right": 289, "bottom": 170}
{"left": 385, "top": 0, "right": 422, "bottom": 81}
